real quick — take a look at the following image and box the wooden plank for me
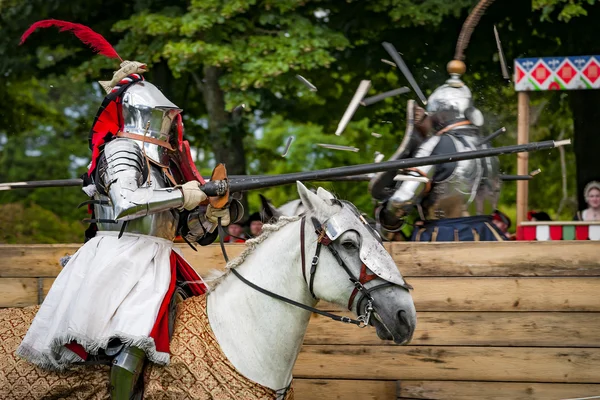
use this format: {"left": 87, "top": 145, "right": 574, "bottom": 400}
{"left": 294, "top": 379, "right": 395, "bottom": 400}
{"left": 3, "top": 242, "right": 600, "bottom": 278}
{"left": 174, "top": 244, "right": 244, "bottom": 275}
{"left": 390, "top": 242, "right": 600, "bottom": 277}
{"left": 41, "top": 278, "right": 55, "bottom": 302}
{"left": 294, "top": 346, "right": 600, "bottom": 383}
{"left": 397, "top": 381, "right": 600, "bottom": 400}
{"left": 0, "top": 244, "right": 242, "bottom": 278}
{"left": 10, "top": 277, "right": 600, "bottom": 311}
{"left": 409, "top": 277, "right": 600, "bottom": 311}
{"left": 305, "top": 312, "right": 600, "bottom": 347}
{"left": 0, "top": 278, "right": 38, "bottom": 307}
{"left": 317, "top": 277, "right": 600, "bottom": 312}
{"left": 0, "top": 245, "right": 80, "bottom": 277}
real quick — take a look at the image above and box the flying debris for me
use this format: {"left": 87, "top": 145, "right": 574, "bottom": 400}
{"left": 374, "top": 152, "right": 385, "bottom": 163}
{"left": 317, "top": 144, "right": 360, "bottom": 152}
{"left": 281, "top": 136, "right": 294, "bottom": 157}
{"left": 382, "top": 42, "right": 427, "bottom": 106}
{"left": 371, "top": 132, "right": 382, "bottom": 138}
{"left": 361, "top": 87, "right": 410, "bottom": 106}
{"left": 335, "top": 80, "right": 371, "bottom": 136}
{"left": 296, "top": 74, "right": 317, "bottom": 91}
{"left": 479, "top": 127, "right": 506, "bottom": 145}
{"left": 381, "top": 59, "right": 396, "bottom": 68}
{"left": 529, "top": 168, "right": 541, "bottom": 176}
{"left": 493, "top": 25, "right": 510, "bottom": 80}
{"left": 393, "top": 174, "right": 429, "bottom": 183}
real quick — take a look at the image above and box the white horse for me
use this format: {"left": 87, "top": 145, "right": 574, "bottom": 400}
{"left": 0, "top": 182, "right": 416, "bottom": 399}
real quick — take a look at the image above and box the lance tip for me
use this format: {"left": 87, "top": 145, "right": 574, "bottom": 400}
{"left": 554, "top": 139, "right": 571, "bottom": 147}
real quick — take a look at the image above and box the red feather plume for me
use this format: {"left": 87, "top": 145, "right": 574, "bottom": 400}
{"left": 20, "top": 19, "right": 122, "bottom": 61}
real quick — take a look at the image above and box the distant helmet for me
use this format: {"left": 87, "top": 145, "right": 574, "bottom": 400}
{"left": 426, "top": 83, "right": 473, "bottom": 119}
{"left": 121, "top": 81, "right": 182, "bottom": 166}
{"left": 426, "top": 60, "right": 484, "bottom": 127}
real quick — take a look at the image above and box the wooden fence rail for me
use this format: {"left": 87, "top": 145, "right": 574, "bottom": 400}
{"left": 1, "top": 242, "right": 599, "bottom": 399}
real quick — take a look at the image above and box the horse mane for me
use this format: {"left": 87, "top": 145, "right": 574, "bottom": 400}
{"left": 205, "top": 215, "right": 302, "bottom": 290}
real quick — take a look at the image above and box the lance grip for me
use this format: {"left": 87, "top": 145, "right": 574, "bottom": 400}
{"left": 201, "top": 180, "right": 229, "bottom": 197}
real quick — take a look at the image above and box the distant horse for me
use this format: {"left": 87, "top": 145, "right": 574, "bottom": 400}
{"left": 0, "top": 183, "right": 416, "bottom": 399}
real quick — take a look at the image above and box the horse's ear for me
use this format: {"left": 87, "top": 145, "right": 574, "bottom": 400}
{"left": 296, "top": 181, "right": 325, "bottom": 213}
{"left": 259, "top": 194, "right": 282, "bottom": 221}
{"left": 316, "top": 187, "right": 336, "bottom": 201}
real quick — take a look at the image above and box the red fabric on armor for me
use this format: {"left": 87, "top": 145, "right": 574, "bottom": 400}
{"left": 88, "top": 100, "right": 120, "bottom": 175}
{"left": 149, "top": 252, "right": 178, "bottom": 354}
{"left": 173, "top": 250, "right": 207, "bottom": 296}
{"left": 65, "top": 341, "right": 88, "bottom": 360}
{"left": 88, "top": 74, "right": 144, "bottom": 176}
{"left": 149, "top": 250, "right": 207, "bottom": 353}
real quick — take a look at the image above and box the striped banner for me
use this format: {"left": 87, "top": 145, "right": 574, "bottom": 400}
{"left": 514, "top": 56, "right": 600, "bottom": 91}
{"left": 519, "top": 223, "right": 600, "bottom": 241}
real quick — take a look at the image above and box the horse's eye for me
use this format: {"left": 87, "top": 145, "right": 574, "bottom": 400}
{"left": 342, "top": 241, "right": 358, "bottom": 250}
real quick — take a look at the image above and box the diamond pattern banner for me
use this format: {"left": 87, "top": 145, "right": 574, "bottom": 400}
{"left": 514, "top": 56, "right": 600, "bottom": 91}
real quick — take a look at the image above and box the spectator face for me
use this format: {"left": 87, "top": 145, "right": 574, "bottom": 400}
{"left": 587, "top": 188, "right": 600, "bottom": 209}
{"left": 229, "top": 223, "right": 243, "bottom": 237}
{"left": 250, "top": 221, "right": 263, "bottom": 236}
{"left": 492, "top": 219, "right": 508, "bottom": 233}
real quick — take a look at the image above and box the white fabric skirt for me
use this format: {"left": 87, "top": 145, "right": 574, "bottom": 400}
{"left": 17, "top": 232, "right": 174, "bottom": 370}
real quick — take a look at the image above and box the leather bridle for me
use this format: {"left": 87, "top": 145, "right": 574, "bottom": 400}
{"left": 217, "top": 210, "right": 411, "bottom": 329}
{"left": 301, "top": 215, "right": 409, "bottom": 325}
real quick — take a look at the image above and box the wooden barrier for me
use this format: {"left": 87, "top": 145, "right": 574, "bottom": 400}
{"left": 1, "top": 241, "right": 600, "bottom": 399}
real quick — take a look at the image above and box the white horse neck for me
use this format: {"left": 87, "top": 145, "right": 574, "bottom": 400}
{"left": 207, "top": 219, "right": 317, "bottom": 390}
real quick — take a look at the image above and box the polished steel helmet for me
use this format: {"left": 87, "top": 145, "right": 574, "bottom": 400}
{"left": 426, "top": 61, "right": 484, "bottom": 127}
{"left": 426, "top": 82, "right": 473, "bottom": 119}
{"left": 121, "top": 81, "right": 182, "bottom": 166}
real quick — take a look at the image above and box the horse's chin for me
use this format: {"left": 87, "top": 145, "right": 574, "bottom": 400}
{"left": 372, "top": 315, "right": 412, "bottom": 345}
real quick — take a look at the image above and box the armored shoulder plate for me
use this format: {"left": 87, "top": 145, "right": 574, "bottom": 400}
{"left": 98, "top": 138, "right": 183, "bottom": 222}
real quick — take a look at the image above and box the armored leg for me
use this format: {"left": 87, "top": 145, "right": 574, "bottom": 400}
{"left": 110, "top": 346, "right": 146, "bottom": 400}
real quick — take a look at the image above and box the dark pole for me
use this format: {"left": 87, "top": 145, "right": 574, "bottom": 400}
{"left": 0, "top": 175, "right": 375, "bottom": 190}
{"left": 201, "top": 139, "right": 568, "bottom": 195}
{"left": 0, "top": 140, "right": 568, "bottom": 194}
{"left": 498, "top": 174, "right": 532, "bottom": 181}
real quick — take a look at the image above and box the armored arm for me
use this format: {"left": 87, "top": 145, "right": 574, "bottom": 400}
{"left": 99, "top": 138, "right": 184, "bottom": 221}
{"left": 385, "top": 136, "right": 442, "bottom": 218}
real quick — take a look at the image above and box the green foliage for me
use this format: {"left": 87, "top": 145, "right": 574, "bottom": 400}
{"left": 246, "top": 114, "right": 400, "bottom": 214}
{"left": 533, "top": 0, "right": 597, "bottom": 22}
{"left": 0, "top": 76, "right": 100, "bottom": 222}
{"left": 0, "top": 203, "right": 83, "bottom": 244}
{"left": 0, "top": 0, "right": 595, "bottom": 242}
{"left": 112, "top": 0, "right": 350, "bottom": 101}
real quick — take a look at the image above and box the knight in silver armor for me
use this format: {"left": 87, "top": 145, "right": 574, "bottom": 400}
{"left": 92, "top": 80, "right": 227, "bottom": 241}
{"left": 373, "top": 60, "right": 503, "bottom": 242}
{"left": 17, "top": 65, "right": 234, "bottom": 400}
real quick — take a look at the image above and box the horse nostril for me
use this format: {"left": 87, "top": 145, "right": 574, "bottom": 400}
{"left": 397, "top": 310, "right": 411, "bottom": 328}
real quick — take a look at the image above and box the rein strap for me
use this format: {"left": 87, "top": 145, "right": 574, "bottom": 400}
{"left": 224, "top": 216, "right": 364, "bottom": 326}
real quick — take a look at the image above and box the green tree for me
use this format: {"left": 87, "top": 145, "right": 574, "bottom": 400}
{"left": 1, "top": 0, "right": 597, "bottom": 242}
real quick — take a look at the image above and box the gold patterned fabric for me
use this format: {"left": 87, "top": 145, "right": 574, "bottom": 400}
{"left": 144, "top": 295, "right": 294, "bottom": 399}
{"left": 0, "top": 306, "right": 111, "bottom": 399}
{"left": 0, "top": 297, "right": 294, "bottom": 399}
